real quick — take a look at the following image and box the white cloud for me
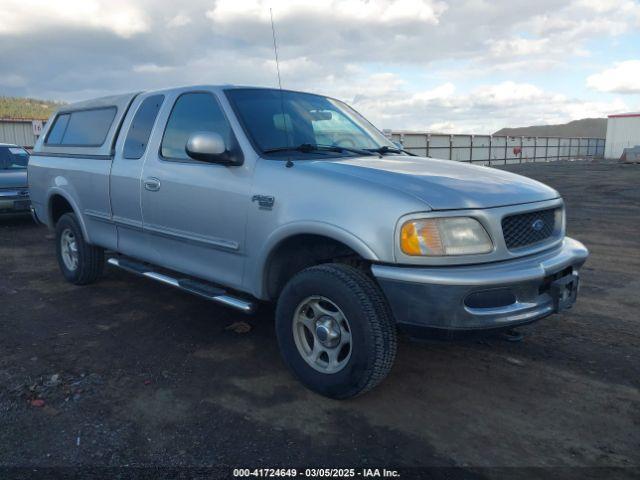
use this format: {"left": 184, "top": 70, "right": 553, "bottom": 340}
{"left": 576, "top": 0, "right": 640, "bottom": 15}
{"left": 587, "top": 60, "right": 640, "bottom": 94}
{"left": 472, "top": 82, "right": 553, "bottom": 106}
{"left": 347, "top": 78, "right": 630, "bottom": 133}
{"left": 167, "top": 13, "right": 191, "bottom": 28}
{"left": 494, "top": 0, "right": 640, "bottom": 68}
{"left": 488, "top": 38, "right": 549, "bottom": 58}
{"left": 203, "top": 0, "right": 454, "bottom": 67}
{"left": 0, "top": 0, "right": 149, "bottom": 38}
{"left": 0, "top": 0, "right": 638, "bottom": 133}
{"left": 413, "top": 83, "right": 456, "bottom": 102}
{"left": 207, "top": 0, "right": 447, "bottom": 25}
{"left": 133, "top": 63, "right": 176, "bottom": 74}
{"left": 427, "top": 121, "right": 456, "bottom": 133}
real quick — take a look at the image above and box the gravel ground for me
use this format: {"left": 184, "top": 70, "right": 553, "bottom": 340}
{"left": 0, "top": 160, "right": 638, "bottom": 478}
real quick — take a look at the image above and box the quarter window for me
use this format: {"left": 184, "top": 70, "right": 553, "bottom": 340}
{"left": 46, "top": 113, "right": 70, "bottom": 144}
{"left": 123, "top": 95, "right": 164, "bottom": 159}
{"left": 45, "top": 107, "right": 116, "bottom": 146}
{"left": 161, "top": 92, "right": 233, "bottom": 160}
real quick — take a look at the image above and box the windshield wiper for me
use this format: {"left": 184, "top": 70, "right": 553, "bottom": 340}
{"left": 263, "top": 143, "right": 379, "bottom": 157}
{"left": 365, "top": 145, "right": 417, "bottom": 156}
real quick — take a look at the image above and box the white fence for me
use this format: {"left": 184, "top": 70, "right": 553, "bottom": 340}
{"left": 389, "top": 132, "right": 606, "bottom": 165}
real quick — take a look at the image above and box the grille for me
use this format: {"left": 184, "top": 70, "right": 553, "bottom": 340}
{"left": 502, "top": 208, "right": 559, "bottom": 250}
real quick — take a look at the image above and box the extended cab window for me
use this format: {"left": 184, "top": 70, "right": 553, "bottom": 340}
{"left": 123, "top": 95, "right": 164, "bottom": 159}
{"left": 46, "top": 107, "right": 116, "bottom": 146}
{"left": 161, "top": 92, "right": 232, "bottom": 160}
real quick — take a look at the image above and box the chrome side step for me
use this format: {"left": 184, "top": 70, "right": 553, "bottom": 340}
{"left": 107, "top": 257, "right": 255, "bottom": 314}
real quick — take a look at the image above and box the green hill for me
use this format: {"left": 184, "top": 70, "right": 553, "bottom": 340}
{"left": 0, "top": 96, "right": 64, "bottom": 120}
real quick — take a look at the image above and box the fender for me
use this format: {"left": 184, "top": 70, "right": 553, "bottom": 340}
{"left": 45, "top": 186, "right": 92, "bottom": 243}
{"left": 250, "top": 221, "right": 380, "bottom": 300}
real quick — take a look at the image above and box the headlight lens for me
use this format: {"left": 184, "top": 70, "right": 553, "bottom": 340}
{"left": 400, "top": 217, "right": 493, "bottom": 256}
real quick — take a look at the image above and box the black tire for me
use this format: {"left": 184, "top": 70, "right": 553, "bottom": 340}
{"left": 55, "top": 212, "right": 104, "bottom": 285}
{"left": 275, "top": 263, "right": 397, "bottom": 399}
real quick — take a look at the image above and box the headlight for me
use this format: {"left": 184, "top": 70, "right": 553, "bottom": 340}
{"left": 400, "top": 217, "right": 493, "bottom": 256}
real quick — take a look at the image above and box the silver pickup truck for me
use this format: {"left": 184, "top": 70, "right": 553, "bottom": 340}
{"left": 29, "top": 85, "right": 588, "bottom": 398}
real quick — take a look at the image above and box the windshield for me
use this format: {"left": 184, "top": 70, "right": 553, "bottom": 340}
{"left": 0, "top": 146, "right": 29, "bottom": 170}
{"left": 225, "top": 88, "right": 395, "bottom": 156}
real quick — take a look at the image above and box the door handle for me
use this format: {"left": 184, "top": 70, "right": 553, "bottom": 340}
{"left": 144, "top": 177, "right": 161, "bottom": 192}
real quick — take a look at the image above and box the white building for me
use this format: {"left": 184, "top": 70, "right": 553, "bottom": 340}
{"left": 605, "top": 113, "right": 640, "bottom": 160}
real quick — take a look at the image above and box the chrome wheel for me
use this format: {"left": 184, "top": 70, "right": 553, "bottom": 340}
{"left": 292, "top": 296, "right": 352, "bottom": 374}
{"left": 60, "top": 228, "right": 79, "bottom": 271}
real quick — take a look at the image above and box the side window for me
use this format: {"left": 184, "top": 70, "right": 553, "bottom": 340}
{"left": 45, "top": 107, "right": 116, "bottom": 146}
{"left": 46, "top": 113, "right": 70, "bottom": 144}
{"left": 123, "top": 95, "right": 164, "bottom": 159}
{"left": 161, "top": 92, "right": 232, "bottom": 160}
{"left": 63, "top": 108, "right": 116, "bottom": 146}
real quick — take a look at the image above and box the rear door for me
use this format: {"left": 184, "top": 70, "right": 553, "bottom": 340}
{"left": 110, "top": 93, "right": 165, "bottom": 260}
{"left": 140, "top": 89, "right": 252, "bottom": 290}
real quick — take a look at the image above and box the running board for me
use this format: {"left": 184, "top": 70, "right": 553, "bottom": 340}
{"left": 107, "top": 257, "right": 255, "bottom": 314}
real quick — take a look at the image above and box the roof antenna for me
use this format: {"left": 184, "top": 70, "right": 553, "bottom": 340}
{"left": 270, "top": 8, "right": 293, "bottom": 168}
{"left": 270, "top": 8, "right": 283, "bottom": 91}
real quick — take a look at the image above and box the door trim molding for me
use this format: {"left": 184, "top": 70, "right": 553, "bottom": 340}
{"left": 85, "top": 210, "right": 142, "bottom": 231}
{"left": 84, "top": 210, "right": 239, "bottom": 251}
{"left": 113, "top": 215, "right": 143, "bottom": 230}
{"left": 144, "top": 222, "right": 240, "bottom": 251}
{"left": 84, "top": 209, "right": 112, "bottom": 222}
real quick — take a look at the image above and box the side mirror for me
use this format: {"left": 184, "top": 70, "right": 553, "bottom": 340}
{"left": 186, "top": 131, "right": 237, "bottom": 164}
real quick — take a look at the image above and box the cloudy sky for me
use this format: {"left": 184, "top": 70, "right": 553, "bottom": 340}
{"left": 1, "top": 0, "right": 639, "bottom": 133}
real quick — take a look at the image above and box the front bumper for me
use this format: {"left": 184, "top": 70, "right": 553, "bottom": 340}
{"left": 372, "top": 237, "right": 588, "bottom": 332}
{"left": 0, "top": 190, "right": 31, "bottom": 214}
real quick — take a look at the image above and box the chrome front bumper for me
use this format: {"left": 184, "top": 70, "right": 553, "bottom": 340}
{"left": 372, "top": 237, "right": 589, "bottom": 331}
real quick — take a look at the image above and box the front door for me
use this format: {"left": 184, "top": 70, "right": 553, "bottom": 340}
{"left": 140, "top": 90, "right": 251, "bottom": 290}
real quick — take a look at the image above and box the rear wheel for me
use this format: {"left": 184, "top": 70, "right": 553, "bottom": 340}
{"left": 276, "top": 263, "right": 397, "bottom": 399}
{"left": 55, "top": 213, "right": 104, "bottom": 285}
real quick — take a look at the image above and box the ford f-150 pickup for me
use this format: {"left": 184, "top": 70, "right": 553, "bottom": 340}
{"left": 28, "top": 86, "right": 588, "bottom": 398}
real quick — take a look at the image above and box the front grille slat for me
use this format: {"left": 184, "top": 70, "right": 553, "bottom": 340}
{"left": 502, "top": 208, "right": 559, "bottom": 250}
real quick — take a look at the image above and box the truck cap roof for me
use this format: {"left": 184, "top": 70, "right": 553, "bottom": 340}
{"left": 34, "top": 91, "right": 141, "bottom": 157}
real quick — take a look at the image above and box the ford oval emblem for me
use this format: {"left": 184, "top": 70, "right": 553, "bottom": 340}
{"left": 531, "top": 219, "right": 545, "bottom": 232}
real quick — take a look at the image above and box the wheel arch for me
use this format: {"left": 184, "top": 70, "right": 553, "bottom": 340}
{"left": 256, "top": 223, "right": 380, "bottom": 301}
{"left": 46, "top": 189, "right": 91, "bottom": 242}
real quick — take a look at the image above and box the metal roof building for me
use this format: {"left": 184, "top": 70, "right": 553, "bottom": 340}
{"left": 0, "top": 118, "right": 46, "bottom": 149}
{"left": 605, "top": 113, "right": 640, "bottom": 160}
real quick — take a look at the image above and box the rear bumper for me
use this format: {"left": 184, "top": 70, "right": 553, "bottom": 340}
{"left": 372, "top": 237, "right": 588, "bottom": 332}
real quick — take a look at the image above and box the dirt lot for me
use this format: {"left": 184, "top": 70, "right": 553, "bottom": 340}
{"left": 1, "top": 160, "right": 639, "bottom": 476}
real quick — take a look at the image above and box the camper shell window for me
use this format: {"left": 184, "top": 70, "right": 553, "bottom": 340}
{"left": 45, "top": 107, "right": 117, "bottom": 147}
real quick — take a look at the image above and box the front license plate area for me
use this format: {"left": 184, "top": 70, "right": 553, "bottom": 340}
{"left": 550, "top": 273, "right": 579, "bottom": 312}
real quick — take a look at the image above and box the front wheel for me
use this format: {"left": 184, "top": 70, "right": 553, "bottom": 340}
{"left": 55, "top": 213, "right": 104, "bottom": 285}
{"left": 275, "top": 263, "right": 397, "bottom": 399}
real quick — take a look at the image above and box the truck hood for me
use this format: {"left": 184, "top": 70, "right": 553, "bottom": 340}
{"left": 0, "top": 170, "right": 28, "bottom": 189}
{"left": 309, "top": 155, "right": 559, "bottom": 210}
